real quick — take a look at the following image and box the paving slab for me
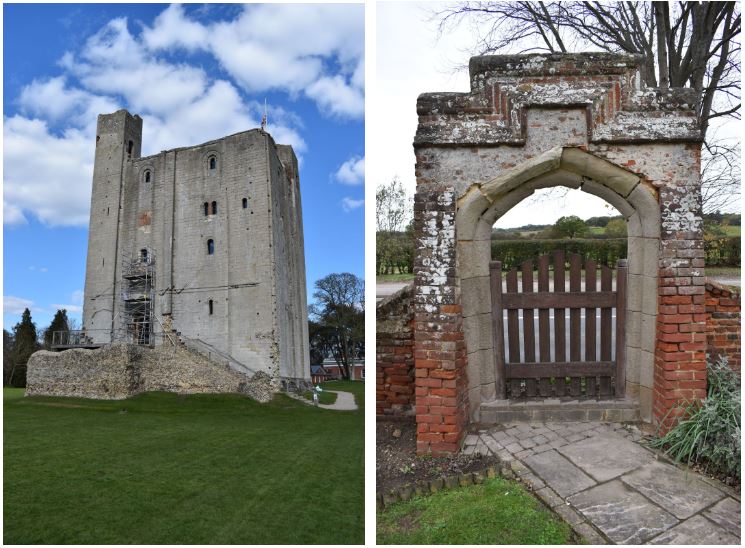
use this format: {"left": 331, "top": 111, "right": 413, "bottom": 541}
{"left": 621, "top": 460, "right": 726, "bottom": 519}
{"left": 648, "top": 515, "right": 740, "bottom": 545}
{"left": 558, "top": 431, "right": 654, "bottom": 482}
{"left": 568, "top": 480, "right": 678, "bottom": 544}
{"left": 703, "top": 497, "right": 741, "bottom": 538}
{"left": 523, "top": 450, "right": 596, "bottom": 498}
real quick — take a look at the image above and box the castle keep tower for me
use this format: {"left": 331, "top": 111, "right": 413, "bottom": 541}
{"left": 82, "top": 110, "right": 310, "bottom": 385}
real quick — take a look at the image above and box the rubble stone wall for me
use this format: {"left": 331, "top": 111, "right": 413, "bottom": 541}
{"left": 26, "top": 343, "right": 273, "bottom": 402}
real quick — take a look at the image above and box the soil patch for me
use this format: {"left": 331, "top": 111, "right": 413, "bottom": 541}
{"left": 377, "top": 418, "right": 500, "bottom": 493}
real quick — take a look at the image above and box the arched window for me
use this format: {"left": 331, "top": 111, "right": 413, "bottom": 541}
{"left": 140, "top": 249, "right": 148, "bottom": 262}
{"left": 144, "top": 170, "right": 151, "bottom": 183}
{"left": 204, "top": 202, "right": 209, "bottom": 216}
{"left": 208, "top": 299, "right": 214, "bottom": 315}
{"left": 209, "top": 156, "right": 216, "bottom": 170}
{"left": 242, "top": 198, "right": 248, "bottom": 209}
{"left": 211, "top": 201, "right": 217, "bottom": 215}
{"left": 127, "top": 140, "right": 133, "bottom": 158}
{"left": 207, "top": 239, "right": 214, "bottom": 255}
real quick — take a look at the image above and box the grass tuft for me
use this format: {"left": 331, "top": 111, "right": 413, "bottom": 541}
{"left": 377, "top": 476, "right": 574, "bottom": 544}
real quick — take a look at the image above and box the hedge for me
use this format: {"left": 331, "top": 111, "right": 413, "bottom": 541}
{"left": 705, "top": 236, "right": 741, "bottom": 266}
{"left": 491, "top": 239, "right": 627, "bottom": 269}
{"left": 492, "top": 236, "right": 741, "bottom": 269}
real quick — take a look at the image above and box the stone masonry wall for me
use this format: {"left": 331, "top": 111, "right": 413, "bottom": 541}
{"left": 83, "top": 109, "right": 309, "bottom": 384}
{"left": 705, "top": 281, "right": 741, "bottom": 371}
{"left": 26, "top": 343, "right": 273, "bottom": 402}
{"left": 376, "top": 284, "right": 416, "bottom": 417}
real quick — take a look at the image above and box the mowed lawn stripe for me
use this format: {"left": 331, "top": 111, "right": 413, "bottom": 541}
{"left": 4, "top": 387, "right": 363, "bottom": 544}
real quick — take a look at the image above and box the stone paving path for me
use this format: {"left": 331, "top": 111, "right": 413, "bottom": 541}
{"left": 286, "top": 390, "right": 358, "bottom": 411}
{"left": 463, "top": 422, "right": 741, "bottom": 544}
{"left": 318, "top": 390, "right": 358, "bottom": 411}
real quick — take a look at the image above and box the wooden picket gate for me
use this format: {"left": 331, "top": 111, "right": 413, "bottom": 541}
{"left": 490, "top": 251, "right": 627, "bottom": 399}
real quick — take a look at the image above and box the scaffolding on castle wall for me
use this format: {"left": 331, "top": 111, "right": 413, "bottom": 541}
{"left": 117, "top": 248, "right": 156, "bottom": 346}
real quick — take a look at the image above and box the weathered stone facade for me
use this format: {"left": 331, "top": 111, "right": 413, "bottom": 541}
{"left": 81, "top": 110, "right": 310, "bottom": 386}
{"left": 411, "top": 53, "right": 705, "bottom": 454}
{"left": 26, "top": 343, "right": 274, "bottom": 402}
{"left": 376, "top": 284, "right": 416, "bottom": 417}
{"left": 705, "top": 281, "right": 741, "bottom": 371}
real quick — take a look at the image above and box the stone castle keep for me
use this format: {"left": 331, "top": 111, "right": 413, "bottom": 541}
{"left": 28, "top": 109, "right": 310, "bottom": 398}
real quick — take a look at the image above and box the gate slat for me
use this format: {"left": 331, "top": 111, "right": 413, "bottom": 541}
{"left": 599, "top": 265, "right": 613, "bottom": 396}
{"left": 615, "top": 259, "right": 628, "bottom": 397}
{"left": 553, "top": 250, "right": 566, "bottom": 397}
{"left": 506, "top": 269, "right": 521, "bottom": 397}
{"left": 507, "top": 361, "right": 615, "bottom": 378}
{"left": 538, "top": 254, "right": 551, "bottom": 396}
{"left": 585, "top": 259, "right": 597, "bottom": 397}
{"left": 490, "top": 261, "right": 506, "bottom": 398}
{"left": 521, "top": 260, "right": 536, "bottom": 397}
{"left": 569, "top": 254, "right": 582, "bottom": 396}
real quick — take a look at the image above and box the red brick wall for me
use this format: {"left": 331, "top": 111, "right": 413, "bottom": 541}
{"left": 376, "top": 285, "right": 416, "bottom": 417}
{"left": 411, "top": 190, "right": 469, "bottom": 456}
{"left": 705, "top": 281, "right": 741, "bottom": 371}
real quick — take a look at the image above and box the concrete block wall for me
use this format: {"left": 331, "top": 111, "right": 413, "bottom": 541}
{"left": 411, "top": 53, "right": 704, "bottom": 453}
{"left": 705, "top": 281, "right": 741, "bottom": 371}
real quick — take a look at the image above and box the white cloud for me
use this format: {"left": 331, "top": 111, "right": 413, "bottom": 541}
{"left": 341, "top": 197, "right": 364, "bottom": 212}
{"left": 141, "top": 3, "right": 364, "bottom": 118}
{"left": 18, "top": 76, "right": 119, "bottom": 133}
{"left": 141, "top": 4, "right": 209, "bottom": 52}
{"left": 305, "top": 75, "right": 364, "bottom": 118}
{"left": 51, "top": 303, "right": 83, "bottom": 314}
{"left": 5, "top": 3, "right": 364, "bottom": 227}
{"left": 4, "top": 296, "right": 34, "bottom": 316}
{"left": 3, "top": 116, "right": 93, "bottom": 226}
{"left": 334, "top": 155, "right": 365, "bottom": 185}
{"left": 71, "top": 290, "right": 84, "bottom": 305}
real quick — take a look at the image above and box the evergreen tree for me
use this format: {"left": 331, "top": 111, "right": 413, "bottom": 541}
{"left": 3, "top": 329, "right": 14, "bottom": 386}
{"left": 10, "top": 308, "right": 39, "bottom": 387}
{"left": 43, "top": 309, "right": 70, "bottom": 349}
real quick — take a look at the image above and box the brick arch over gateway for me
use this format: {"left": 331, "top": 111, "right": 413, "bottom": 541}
{"left": 455, "top": 146, "right": 660, "bottom": 420}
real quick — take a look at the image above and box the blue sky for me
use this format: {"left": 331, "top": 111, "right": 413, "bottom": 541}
{"left": 3, "top": 3, "right": 365, "bottom": 332}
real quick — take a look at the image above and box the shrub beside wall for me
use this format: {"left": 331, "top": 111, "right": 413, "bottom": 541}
{"left": 704, "top": 236, "right": 741, "bottom": 266}
{"left": 491, "top": 238, "right": 627, "bottom": 269}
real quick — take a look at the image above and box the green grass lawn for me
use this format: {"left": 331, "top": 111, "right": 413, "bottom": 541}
{"left": 302, "top": 379, "right": 364, "bottom": 405}
{"left": 706, "top": 266, "right": 741, "bottom": 278}
{"left": 377, "top": 476, "right": 574, "bottom": 545}
{"left": 4, "top": 387, "right": 363, "bottom": 544}
{"left": 377, "top": 272, "right": 415, "bottom": 283}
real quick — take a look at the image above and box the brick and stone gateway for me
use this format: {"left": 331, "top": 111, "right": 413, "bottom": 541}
{"left": 409, "top": 53, "right": 707, "bottom": 455}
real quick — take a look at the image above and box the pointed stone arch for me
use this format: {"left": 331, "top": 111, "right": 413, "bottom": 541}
{"left": 455, "top": 146, "right": 660, "bottom": 420}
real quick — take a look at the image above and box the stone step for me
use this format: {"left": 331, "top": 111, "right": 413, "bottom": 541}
{"left": 478, "top": 397, "right": 640, "bottom": 424}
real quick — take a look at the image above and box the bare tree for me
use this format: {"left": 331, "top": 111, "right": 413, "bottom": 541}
{"left": 435, "top": 1, "right": 741, "bottom": 209}
{"left": 376, "top": 177, "right": 412, "bottom": 233}
{"left": 311, "top": 273, "right": 365, "bottom": 380}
